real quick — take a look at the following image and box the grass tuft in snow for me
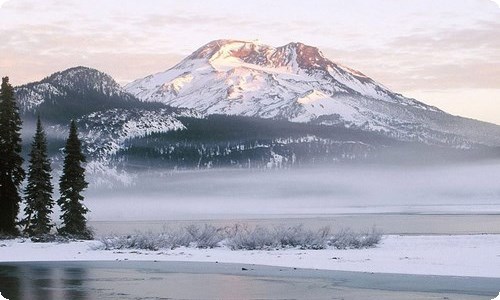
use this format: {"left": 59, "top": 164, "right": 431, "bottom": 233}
{"left": 98, "top": 224, "right": 381, "bottom": 251}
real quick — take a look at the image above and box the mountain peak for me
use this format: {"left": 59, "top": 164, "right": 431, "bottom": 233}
{"left": 45, "top": 66, "right": 119, "bottom": 89}
{"left": 57, "top": 65, "right": 100, "bottom": 73}
{"left": 188, "top": 39, "right": 269, "bottom": 61}
{"left": 16, "top": 66, "right": 140, "bottom": 117}
{"left": 273, "top": 42, "right": 329, "bottom": 70}
{"left": 282, "top": 41, "right": 319, "bottom": 52}
{"left": 185, "top": 40, "right": 344, "bottom": 73}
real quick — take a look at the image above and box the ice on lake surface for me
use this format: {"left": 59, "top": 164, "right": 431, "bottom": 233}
{"left": 0, "top": 261, "right": 497, "bottom": 300}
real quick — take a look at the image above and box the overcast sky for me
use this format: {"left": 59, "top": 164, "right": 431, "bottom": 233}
{"left": 1, "top": 0, "right": 499, "bottom": 124}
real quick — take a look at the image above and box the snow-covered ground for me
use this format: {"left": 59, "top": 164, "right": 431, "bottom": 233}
{"left": 1, "top": 234, "right": 499, "bottom": 278}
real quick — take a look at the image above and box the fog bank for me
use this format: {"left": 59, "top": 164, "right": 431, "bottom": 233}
{"left": 83, "top": 161, "right": 500, "bottom": 221}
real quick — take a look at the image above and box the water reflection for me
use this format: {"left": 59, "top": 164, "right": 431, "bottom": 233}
{"left": 0, "top": 265, "right": 21, "bottom": 300}
{"left": 0, "top": 262, "right": 497, "bottom": 300}
{"left": 0, "top": 265, "right": 88, "bottom": 300}
{"left": 62, "top": 268, "right": 88, "bottom": 300}
{"left": 30, "top": 266, "right": 54, "bottom": 300}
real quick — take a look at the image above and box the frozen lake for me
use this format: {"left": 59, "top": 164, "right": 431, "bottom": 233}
{"left": 0, "top": 261, "right": 498, "bottom": 300}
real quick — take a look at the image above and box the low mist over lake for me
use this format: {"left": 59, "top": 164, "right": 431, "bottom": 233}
{"left": 84, "top": 161, "right": 500, "bottom": 221}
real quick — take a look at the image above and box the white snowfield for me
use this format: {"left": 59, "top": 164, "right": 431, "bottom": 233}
{"left": 1, "top": 235, "right": 499, "bottom": 278}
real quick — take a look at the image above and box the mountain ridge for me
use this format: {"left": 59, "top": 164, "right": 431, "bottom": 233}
{"left": 15, "top": 66, "right": 168, "bottom": 122}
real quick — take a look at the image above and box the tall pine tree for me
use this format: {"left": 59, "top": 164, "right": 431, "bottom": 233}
{"left": 57, "top": 120, "right": 91, "bottom": 239}
{"left": 0, "top": 77, "right": 25, "bottom": 236}
{"left": 21, "top": 116, "right": 54, "bottom": 236}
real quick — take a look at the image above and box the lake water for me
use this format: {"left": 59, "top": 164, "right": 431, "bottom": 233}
{"left": 6, "top": 165, "right": 500, "bottom": 299}
{"left": 89, "top": 213, "right": 500, "bottom": 236}
{"left": 1, "top": 261, "right": 498, "bottom": 300}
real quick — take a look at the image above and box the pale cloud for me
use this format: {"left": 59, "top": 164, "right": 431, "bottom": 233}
{"left": 0, "top": 49, "right": 185, "bottom": 85}
{"left": 406, "top": 89, "right": 500, "bottom": 125}
{"left": 322, "top": 21, "right": 500, "bottom": 91}
{"left": 1, "top": 0, "right": 500, "bottom": 123}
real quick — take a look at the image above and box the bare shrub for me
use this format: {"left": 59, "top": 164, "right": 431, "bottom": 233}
{"left": 99, "top": 224, "right": 382, "bottom": 251}
{"left": 185, "top": 224, "right": 223, "bottom": 248}
{"left": 225, "top": 226, "right": 277, "bottom": 250}
{"left": 330, "top": 227, "right": 381, "bottom": 249}
{"left": 226, "top": 225, "right": 332, "bottom": 250}
{"left": 273, "top": 225, "right": 330, "bottom": 249}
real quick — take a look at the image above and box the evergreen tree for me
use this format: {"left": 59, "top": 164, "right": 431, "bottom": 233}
{"left": 0, "top": 77, "right": 25, "bottom": 235}
{"left": 21, "top": 116, "right": 54, "bottom": 236}
{"left": 57, "top": 120, "right": 91, "bottom": 239}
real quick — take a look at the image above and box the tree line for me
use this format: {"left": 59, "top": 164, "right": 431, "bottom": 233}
{"left": 0, "top": 77, "right": 91, "bottom": 239}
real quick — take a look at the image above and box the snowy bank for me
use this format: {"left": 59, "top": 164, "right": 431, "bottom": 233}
{"left": 0, "top": 235, "right": 499, "bottom": 278}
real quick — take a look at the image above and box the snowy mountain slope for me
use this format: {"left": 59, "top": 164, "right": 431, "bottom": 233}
{"left": 125, "top": 40, "right": 437, "bottom": 111}
{"left": 46, "top": 106, "right": 203, "bottom": 186}
{"left": 48, "top": 108, "right": 192, "bottom": 186}
{"left": 125, "top": 40, "right": 500, "bottom": 147}
{"left": 53, "top": 109, "right": 188, "bottom": 158}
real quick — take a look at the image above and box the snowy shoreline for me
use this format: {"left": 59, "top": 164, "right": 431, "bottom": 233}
{"left": 1, "top": 234, "right": 499, "bottom": 278}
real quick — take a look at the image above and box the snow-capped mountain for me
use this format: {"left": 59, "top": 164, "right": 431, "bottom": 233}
{"left": 12, "top": 45, "right": 500, "bottom": 185}
{"left": 127, "top": 40, "right": 436, "bottom": 113}
{"left": 126, "top": 39, "right": 500, "bottom": 147}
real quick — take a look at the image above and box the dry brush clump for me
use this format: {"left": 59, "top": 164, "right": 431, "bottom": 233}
{"left": 224, "top": 224, "right": 333, "bottom": 250}
{"left": 329, "top": 227, "right": 382, "bottom": 250}
{"left": 99, "top": 224, "right": 382, "bottom": 251}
